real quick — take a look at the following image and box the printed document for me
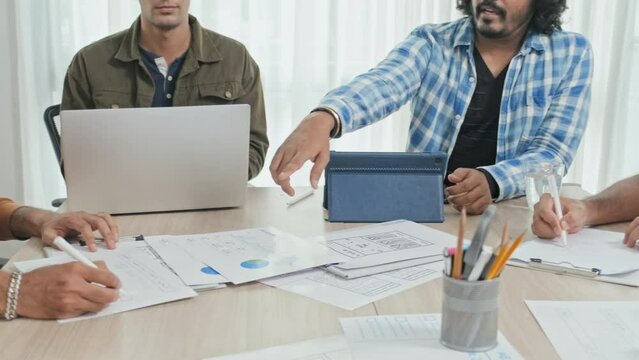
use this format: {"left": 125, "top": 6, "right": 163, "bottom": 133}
{"left": 340, "top": 314, "right": 523, "bottom": 360}
{"left": 157, "top": 228, "right": 346, "bottom": 285}
{"left": 207, "top": 336, "right": 350, "bottom": 360}
{"left": 145, "top": 235, "right": 229, "bottom": 285}
{"left": 261, "top": 263, "right": 442, "bottom": 310}
{"left": 322, "top": 220, "right": 456, "bottom": 272}
{"left": 14, "top": 242, "right": 197, "bottom": 323}
{"left": 526, "top": 301, "right": 639, "bottom": 360}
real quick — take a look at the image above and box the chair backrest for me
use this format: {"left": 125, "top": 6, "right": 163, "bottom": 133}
{"left": 43, "top": 104, "right": 63, "bottom": 176}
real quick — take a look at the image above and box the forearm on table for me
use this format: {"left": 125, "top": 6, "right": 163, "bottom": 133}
{"left": 9, "top": 207, "right": 56, "bottom": 239}
{"left": 584, "top": 175, "right": 639, "bottom": 225}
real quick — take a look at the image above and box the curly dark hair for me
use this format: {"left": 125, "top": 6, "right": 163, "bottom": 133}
{"left": 456, "top": 0, "right": 567, "bottom": 35}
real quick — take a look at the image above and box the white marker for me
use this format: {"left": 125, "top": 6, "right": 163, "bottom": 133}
{"left": 54, "top": 236, "right": 126, "bottom": 295}
{"left": 54, "top": 236, "right": 98, "bottom": 269}
{"left": 286, "top": 189, "right": 315, "bottom": 207}
{"left": 547, "top": 176, "right": 568, "bottom": 247}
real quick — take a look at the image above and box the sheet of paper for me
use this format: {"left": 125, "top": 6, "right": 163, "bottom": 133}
{"left": 526, "top": 301, "right": 639, "bottom": 360}
{"left": 43, "top": 235, "right": 142, "bottom": 258}
{"left": 261, "top": 262, "right": 443, "bottom": 310}
{"left": 320, "top": 220, "right": 457, "bottom": 270}
{"left": 15, "top": 242, "right": 197, "bottom": 323}
{"left": 145, "top": 235, "right": 229, "bottom": 285}
{"left": 340, "top": 314, "right": 523, "bottom": 360}
{"left": 511, "top": 228, "right": 639, "bottom": 275}
{"left": 170, "top": 227, "right": 346, "bottom": 284}
{"left": 206, "top": 336, "right": 350, "bottom": 360}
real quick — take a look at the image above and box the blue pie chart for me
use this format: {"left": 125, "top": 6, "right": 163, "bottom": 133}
{"left": 240, "top": 259, "right": 270, "bottom": 269}
{"left": 200, "top": 266, "right": 220, "bottom": 275}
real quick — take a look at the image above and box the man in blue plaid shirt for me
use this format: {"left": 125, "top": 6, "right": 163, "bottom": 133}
{"left": 271, "top": 0, "right": 592, "bottom": 215}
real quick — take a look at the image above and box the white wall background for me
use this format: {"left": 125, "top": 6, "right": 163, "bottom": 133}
{"left": 1, "top": 0, "right": 638, "bottom": 209}
{"left": 0, "top": 0, "right": 22, "bottom": 202}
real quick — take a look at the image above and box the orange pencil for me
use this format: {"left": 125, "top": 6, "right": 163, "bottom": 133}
{"left": 484, "top": 223, "right": 510, "bottom": 278}
{"left": 452, "top": 207, "right": 466, "bottom": 279}
{"left": 487, "top": 230, "right": 526, "bottom": 279}
{"left": 500, "top": 222, "right": 510, "bottom": 249}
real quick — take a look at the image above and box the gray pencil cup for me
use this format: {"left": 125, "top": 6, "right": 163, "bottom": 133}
{"left": 440, "top": 275, "right": 501, "bottom": 352}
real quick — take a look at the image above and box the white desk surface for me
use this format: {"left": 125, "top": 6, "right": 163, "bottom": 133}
{"left": 1, "top": 186, "right": 635, "bottom": 360}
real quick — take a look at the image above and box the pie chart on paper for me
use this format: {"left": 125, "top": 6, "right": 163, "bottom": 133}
{"left": 200, "top": 266, "right": 220, "bottom": 275}
{"left": 240, "top": 259, "right": 270, "bottom": 269}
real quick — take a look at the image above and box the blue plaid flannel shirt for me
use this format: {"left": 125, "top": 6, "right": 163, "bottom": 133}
{"left": 318, "top": 17, "right": 593, "bottom": 201}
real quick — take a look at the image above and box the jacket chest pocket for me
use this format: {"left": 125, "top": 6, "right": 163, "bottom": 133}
{"left": 194, "top": 81, "right": 246, "bottom": 105}
{"left": 92, "top": 90, "right": 141, "bottom": 109}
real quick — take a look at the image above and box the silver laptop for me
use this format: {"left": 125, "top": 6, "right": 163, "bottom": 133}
{"left": 61, "top": 105, "right": 250, "bottom": 214}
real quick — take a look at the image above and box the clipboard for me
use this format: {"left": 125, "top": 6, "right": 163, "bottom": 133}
{"left": 507, "top": 258, "right": 639, "bottom": 287}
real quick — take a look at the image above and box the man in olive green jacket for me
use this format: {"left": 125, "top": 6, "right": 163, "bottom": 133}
{"left": 61, "top": 0, "right": 268, "bottom": 180}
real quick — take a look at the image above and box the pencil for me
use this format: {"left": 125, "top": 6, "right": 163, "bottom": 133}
{"left": 487, "top": 230, "right": 527, "bottom": 279}
{"left": 483, "top": 223, "right": 510, "bottom": 279}
{"left": 452, "top": 207, "right": 466, "bottom": 279}
{"left": 500, "top": 222, "right": 510, "bottom": 249}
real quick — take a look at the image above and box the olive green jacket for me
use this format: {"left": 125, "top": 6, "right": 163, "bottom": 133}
{"left": 61, "top": 16, "right": 268, "bottom": 180}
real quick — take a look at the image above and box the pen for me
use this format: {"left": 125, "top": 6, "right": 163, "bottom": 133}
{"left": 54, "top": 236, "right": 98, "bottom": 269}
{"left": 547, "top": 175, "right": 568, "bottom": 247}
{"left": 463, "top": 205, "right": 496, "bottom": 279}
{"left": 468, "top": 247, "right": 493, "bottom": 281}
{"left": 286, "top": 189, "right": 315, "bottom": 207}
{"left": 443, "top": 248, "right": 452, "bottom": 276}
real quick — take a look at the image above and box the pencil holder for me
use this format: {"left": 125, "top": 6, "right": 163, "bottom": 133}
{"left": 440, "top": 275, "right": 501, "bottom": 352}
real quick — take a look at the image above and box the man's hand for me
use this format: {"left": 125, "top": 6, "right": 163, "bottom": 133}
{"left": 270, "top": 112, "right": 334, "bottom": 196}
{"left": 624, "top": 216, "right": 639, "bottom": 248}
{"left": 531, "top": 194, "right": 589, "bottom": 239}
{"left": 446, "top": 168, "right": 492, "bottom": 215}
{"left": 40, "top": 212, "right": 119, "bottom": 252}
{"left": 17, "top": 261, "right": 120, "bottom": 319}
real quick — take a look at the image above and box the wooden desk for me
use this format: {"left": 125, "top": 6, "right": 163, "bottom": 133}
{"left": 0, "top": 187, "right": 636, "bottom": 359}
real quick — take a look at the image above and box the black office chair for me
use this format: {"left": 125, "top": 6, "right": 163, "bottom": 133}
{"left": 43, "top": 104, "right": 66, "bottom": 207}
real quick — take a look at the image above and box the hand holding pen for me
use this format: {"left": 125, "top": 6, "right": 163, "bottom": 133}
{"left": 16, "top": 237, "right": 121, "bottom": 319}
{"left": 532, "top": 194, "right": 588, "bottom": 240}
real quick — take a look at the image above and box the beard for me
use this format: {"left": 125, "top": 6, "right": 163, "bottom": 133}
{"left": 472, "top": 0, "right": 510, "bottom": 39}
{"left": 475, "top": 23, "right": 509, "bottom": 39}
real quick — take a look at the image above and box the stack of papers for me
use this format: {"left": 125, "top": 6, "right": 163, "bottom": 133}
{"left": 320, "top": 220, "right": 457, "bottom": 279}
{"left": 15, "top": 242, "right": 197, "bottom": 323}
{"left": 26, "top": 223, "right": 458, "bottom": 320}
{"left": 207, "top": 314, "right": 523, "bottom": 360}
{"left": 526, "top": 301, "right": 639, "bottom": 360}
{"left": 260, "top": 221, "right": 456, "bottom": 310}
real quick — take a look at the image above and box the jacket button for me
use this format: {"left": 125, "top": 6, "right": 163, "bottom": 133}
{"left": 225, "top": 90, "right": 232, "bottom": 99}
